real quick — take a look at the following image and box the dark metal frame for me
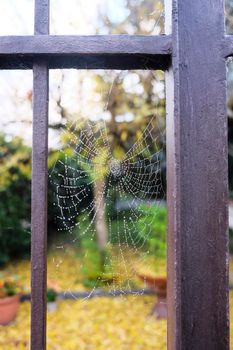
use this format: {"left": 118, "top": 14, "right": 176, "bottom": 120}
{"left": 0, "top": 0, "right": 230, "bottom": 349}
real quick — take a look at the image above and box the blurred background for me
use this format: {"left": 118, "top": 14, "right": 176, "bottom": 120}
{"left": 0, "top": 1, "right": 232, "bottom": 349}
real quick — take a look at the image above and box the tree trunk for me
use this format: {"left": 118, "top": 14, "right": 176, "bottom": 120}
{"left": 93, "top": 178, "right": 108, "bottom": 249}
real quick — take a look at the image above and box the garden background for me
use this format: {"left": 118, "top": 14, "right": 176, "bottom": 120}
{"left": 0, "top": 1, "right": 233, "bottom": 349}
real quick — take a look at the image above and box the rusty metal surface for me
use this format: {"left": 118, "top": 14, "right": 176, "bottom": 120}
{"left": 166, "top": 0, "right": 229, "bottom": 349}
{"left": 30, "top": 1, "right": 49, "bottom": 350}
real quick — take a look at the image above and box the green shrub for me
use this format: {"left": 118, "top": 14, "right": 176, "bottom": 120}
{"left": 48, "top": 150, "right": 93, "bottom": 231}
{"left": 0, "top": 134, "right": 93, "bottom": 264}
{"left": 0, "top": 135, "right": 31, "bottom": 265}
{"left": 137, "top": 205, "right": 167, "bottom": 258}
{"left": 78, "top": 238, "right": 114, "bottom": 288}
{"left": 47, "top": 288, "right": 57, "bottom": 302}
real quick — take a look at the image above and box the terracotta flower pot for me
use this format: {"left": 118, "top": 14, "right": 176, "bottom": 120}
{"left": 0, "top": 294, "right": 20, "bottom": 325}
{"left": 137, "top": 272, "right": 167, "bottom": 319}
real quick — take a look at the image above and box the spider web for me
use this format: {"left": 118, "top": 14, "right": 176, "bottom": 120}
{"left": 50, "top": 117, "right": 163, "bottom": 296}
{"left": 50, "top": 103, "right": 165, "bottom": 297}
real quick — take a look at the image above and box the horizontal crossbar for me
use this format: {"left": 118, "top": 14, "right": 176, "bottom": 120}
{"left": 0, "top": 35, "right": 172, "bottom": 70}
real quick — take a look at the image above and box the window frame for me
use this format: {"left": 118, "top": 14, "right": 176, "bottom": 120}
{"left": 0, "top": 0, "right": 230, "bottom": 349}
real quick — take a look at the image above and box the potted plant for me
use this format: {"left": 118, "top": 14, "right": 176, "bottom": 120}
{"left": 137, "top": 271, "right": 167, "bottom": 319}
{"left": 47, "top": 280, "right": 60, "bottom": 312}
{"left": 0, "top": 275, "right": 22, "bottom": 325}
{"left": 136, "top": 205, "right": 167, "bottom": 319}
{"left": 47, "top": 288, "right": 58, "bottom": 312}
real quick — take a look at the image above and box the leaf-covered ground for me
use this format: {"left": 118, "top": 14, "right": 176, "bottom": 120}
{"left": 0, "top": 296, "right": 167, "bottom": 350}
{"left": 0, "top": 249, "right": 233, "bottom": 349}
{"left": 1, "top": 293, "right": 233, "bottom": 350}
{"left": 5, "top": 247, "right": 167, "bottom": 293}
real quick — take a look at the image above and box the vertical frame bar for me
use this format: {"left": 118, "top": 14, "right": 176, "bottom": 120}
{"left": 31, "top": 1, "right": 49, "bottom": 349}
{"left": 164, "top": 2, "right": 177, "bottom": 349}
{"left": 166, "top": 0, "right": 229, "bottom": 349}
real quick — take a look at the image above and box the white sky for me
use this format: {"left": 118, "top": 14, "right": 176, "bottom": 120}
{"left": 0, "top": 0, "right": 164, "bottom": 148}
{"left": 0, "top": 0, "right": 119, "bottom": 35}
{"left": 0, "top": 0, "right": 163, "bottom": 35}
